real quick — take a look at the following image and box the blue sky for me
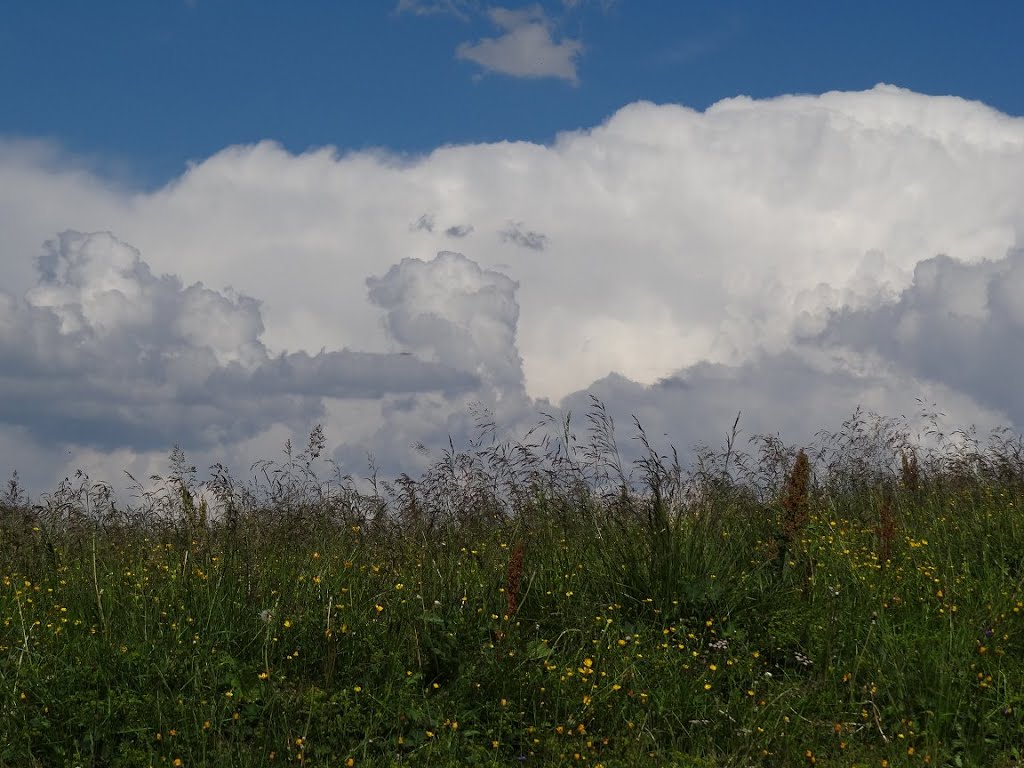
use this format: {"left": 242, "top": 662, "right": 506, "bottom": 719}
{"left": 4, "top": 1, "right": 1023, "bottom": 186}
{"left": 2, "top": 1, "right": 1024, "bottom": 497}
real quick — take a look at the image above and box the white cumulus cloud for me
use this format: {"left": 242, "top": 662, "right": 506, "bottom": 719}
{"left": 0, "top": 231, "right": 478, "bottom": 459}
{"left": 817, "top": 247, "right": 1024, "bottom": 427}
{"left": 1, "top": 85, "right": 1023, "bottom": 496}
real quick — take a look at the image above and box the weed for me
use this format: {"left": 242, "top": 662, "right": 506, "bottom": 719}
{"left": 1, "top": 401, "right": 1023, "bottom": 767}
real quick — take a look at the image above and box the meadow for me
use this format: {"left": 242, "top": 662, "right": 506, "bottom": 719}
{"left": 2, "top": 401, "right": 1024, "bottom": 767}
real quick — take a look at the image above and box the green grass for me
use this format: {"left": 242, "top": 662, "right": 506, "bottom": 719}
{"left": 2, "top": 406, "right": 1024, "bottom": 767}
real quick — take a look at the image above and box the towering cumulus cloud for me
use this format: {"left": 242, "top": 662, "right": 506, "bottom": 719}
{"left": 818, "top": 248, "right": 1024, "bottom": 427}
{"left": 367, "top": 252, "right": 525, "bottom": 398}
{"left": 0, "top": 232, "right": 477, "bottom": 458}
{"left": 1, "top": 85, "right": 1023, "bottom": 494}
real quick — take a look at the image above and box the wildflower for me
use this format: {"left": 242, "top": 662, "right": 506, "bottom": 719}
{"left": 259, "top": 609, "right": 273, "bottom": 624}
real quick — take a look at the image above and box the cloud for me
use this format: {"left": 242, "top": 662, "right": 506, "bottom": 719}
{"left": 556, "top": 349, "right": 1008, "bottom": 478}
{"left": 410, "top": 213, "right": 435, "bottom": 232}
{"left": 445, "top": 224, "right": 474, "bottom": 238}
{"left": 394, "top": 0, "right": 476, "bottom": 20}
{"left": 0, "top": 231, "right": 477, "bottom": 456}
{"left": 817, "top": 248, "right": 1024, "bottom": 426}
{"left": 367, "top": 251, "right": 525, "bottom": 396}
{"left": 561, "top": 0, "right": 617, "bottom": 9}
{"left": 456, "top": 5, "right": 583, "bottom": 83}
{"left": 3, "top": 85, "right": 1024, "bottom": 495}
{"left": 501, "top": 221, "right": 547, "bottom": 250}
{"left": 332, "top": 251, "right": 536, "bottom": 477}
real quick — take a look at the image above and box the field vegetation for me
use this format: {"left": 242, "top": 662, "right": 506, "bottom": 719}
{"left": 2, "top": 400, "right": 1024, "bottom": 767}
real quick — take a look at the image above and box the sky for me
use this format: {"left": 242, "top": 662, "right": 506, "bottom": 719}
{"left": 2, "top": 1, "right": 1024, "bottom": 498}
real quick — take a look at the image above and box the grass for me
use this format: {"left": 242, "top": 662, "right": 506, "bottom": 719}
{"left": 2, "top": 401, "right": 1024, "bottom": 767}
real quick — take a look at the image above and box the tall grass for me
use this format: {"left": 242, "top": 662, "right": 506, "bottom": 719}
{"left": 2, "top": 402, "right": 1024, "bottom": 767}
